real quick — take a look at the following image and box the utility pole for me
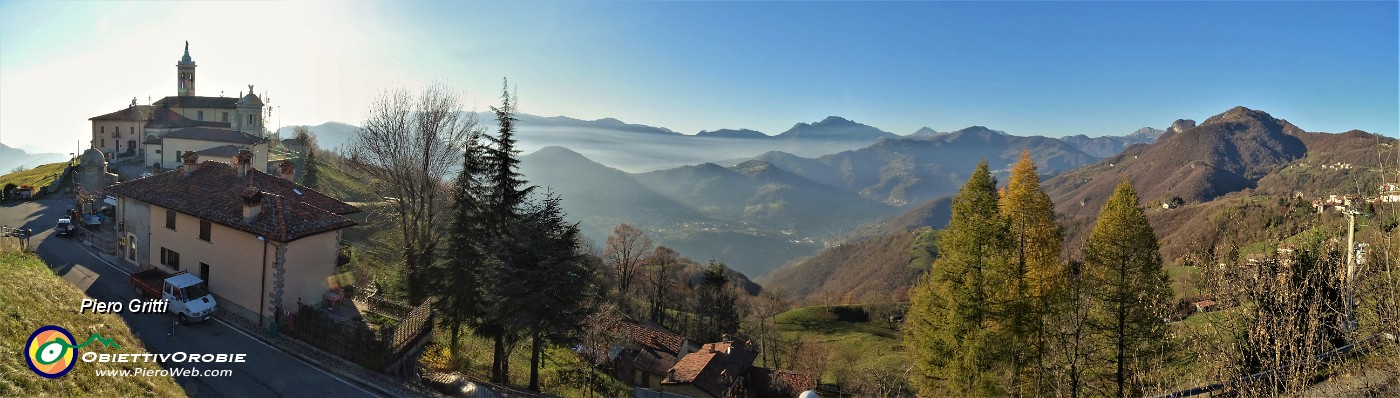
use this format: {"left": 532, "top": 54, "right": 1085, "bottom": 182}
{"left": 1343, "top": 208, "right": 1360, "bottom": 331}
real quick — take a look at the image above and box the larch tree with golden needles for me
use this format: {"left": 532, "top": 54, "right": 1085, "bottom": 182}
{"left": 905, "top": 160, "right": 1014, "bottom": 396}
{"left": 998, "top": 150, "right": 1065, "bottom": 394}
{"left": 1083, "top": 179, "right": 1171, "bottom": 397}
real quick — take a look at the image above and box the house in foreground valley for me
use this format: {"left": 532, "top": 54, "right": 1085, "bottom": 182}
{"left": 107, "top": 150, "right": 359, "bottom": 325}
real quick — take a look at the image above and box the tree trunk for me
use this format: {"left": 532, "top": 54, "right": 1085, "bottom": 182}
{"left": 493, "top": 334, "right": 506, "bottom": 383}
{"left": 450, "top": 321, "right": 461, "bottom": 356}
{"left": 529, "top": 327, "right": 543, "bottom": 391}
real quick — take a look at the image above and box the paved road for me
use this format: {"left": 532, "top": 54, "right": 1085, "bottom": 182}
{"left": 1, "top": 197, "right": 379, "bottom": 397}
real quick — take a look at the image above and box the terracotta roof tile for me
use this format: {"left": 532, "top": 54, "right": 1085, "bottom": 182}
{"left": 664, "top": 341, "right": 758, "bottom": 397}
{"left": 107, "top": 161, "right": 359, "bottom": 242}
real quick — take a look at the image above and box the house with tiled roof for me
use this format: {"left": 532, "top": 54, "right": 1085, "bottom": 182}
{"left": 89, "top": 41, "right": 270, "bottom": 172}
{"left": 108, "top": 150, "right": 359, "bottom": 325}
{"left": 613, "top": 321, "right": 700, "bottom": 388}
{"left": 661, "top": 339, "right": 759, "bottom": 398}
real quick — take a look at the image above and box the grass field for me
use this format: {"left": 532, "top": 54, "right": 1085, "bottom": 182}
{"left": 772, "top": 304, "right": 909, "bottom": 386}
{"left": 310, "top": 158, "right": 377, "bottom": 202}
{"left": 0, "top": 248, "right": 184, "bottom": 396}
{"left": 0, "top": 161, "right": 72, "bottom": 194}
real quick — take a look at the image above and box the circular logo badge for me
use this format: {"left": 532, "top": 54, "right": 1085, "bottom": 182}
{"left": 25, "top": 325, "right": 77, "bottom": 378}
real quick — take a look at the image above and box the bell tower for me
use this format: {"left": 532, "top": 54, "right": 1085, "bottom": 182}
{"left": 177, "top": 41, "right": 197, "bottom": 96}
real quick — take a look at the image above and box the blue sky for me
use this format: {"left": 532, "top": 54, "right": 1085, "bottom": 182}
{"left": 2, "top": 1, "right": 1396, "bottom": 154}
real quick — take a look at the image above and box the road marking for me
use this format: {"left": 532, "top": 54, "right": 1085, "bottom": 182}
{"left": 72, "top": 242, "right": 383, "bottom": 397}
{"left": 213, "top": 318, "right": 383, "bottom": 398}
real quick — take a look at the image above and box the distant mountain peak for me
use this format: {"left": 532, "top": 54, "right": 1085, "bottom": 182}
{"left": 954, "top": 126, "right": 1007, "bottom": 135}
{"left": 1166, "top": 119, "right": 1198, "bottom": 135}
{"left": 1130, "top": 127, "right": 1165, "bottom": 138}
{"left": 911, "top": 127, "right": 940, "bottom": 136}
{"left": 777, "top": 116, "right": 896, "bottom": 140}
{"left": 817, "top": 116, "right": 854, "bottom": 125}
{"left": 696, "top": 128, "right": 770, "bottom": 139}
{"left": 1201, "top": 106, "right": 1276, "bottom": 127}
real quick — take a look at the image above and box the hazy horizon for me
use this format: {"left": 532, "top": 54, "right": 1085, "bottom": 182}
{"left": 3, "top": 1, "right": 1396, "bottom": 154}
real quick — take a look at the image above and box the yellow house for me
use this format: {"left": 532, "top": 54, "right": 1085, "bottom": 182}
{"left": 107, "top": 151, "right": 359, "bottom": 326}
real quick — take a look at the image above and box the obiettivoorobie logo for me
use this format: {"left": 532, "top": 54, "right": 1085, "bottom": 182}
{"left": 24, "top": 325, "right": 120, "bottom": 378}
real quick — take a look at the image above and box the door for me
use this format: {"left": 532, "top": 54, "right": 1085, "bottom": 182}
{"left": 200, "top": 263, "right": 210, "bottom": 292}
{"left": 125, "top": 233, "right": 137, "bottom": 262}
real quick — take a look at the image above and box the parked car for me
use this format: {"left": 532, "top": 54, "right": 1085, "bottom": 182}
{"left": 55, "top": 218, "right": 75, "bottom": 237}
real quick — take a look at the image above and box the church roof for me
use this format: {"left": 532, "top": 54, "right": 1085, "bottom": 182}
{"left": 107, "top": 161, "right": 359, "bottom": 242}
{"left": 90, "top": 105, "right": 231, "bottom": 130}
{"left": 153, "top": 96, "right": 239, "bottom": 109}
{"left": 90, "top": 105, "right": 160, "bottom": 121}
{"left": 163, "top": 127, "right": 265, "bottom": 145}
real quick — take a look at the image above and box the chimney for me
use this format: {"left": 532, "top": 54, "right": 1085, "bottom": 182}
{"left": 180, "top": 152, "right": 200, "bottom": 177}
{"left": 278, "top": 160, "right": 295, "bottom": 181}
{"left": 234, "top": 149, "right": 254, "bottom": 177}
{"left": 241, "top": 187, "right": 264, "bottom": 221}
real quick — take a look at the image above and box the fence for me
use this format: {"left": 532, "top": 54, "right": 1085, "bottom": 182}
{"left": 281, "top": 297, "right": 434, "bottom": 377}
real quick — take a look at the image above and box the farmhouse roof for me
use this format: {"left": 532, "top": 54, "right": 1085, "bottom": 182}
{"left": 664, "top": 340, "right": 758, "bottom": 397}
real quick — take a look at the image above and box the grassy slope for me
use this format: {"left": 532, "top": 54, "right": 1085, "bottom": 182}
{"left": 0, "top": 161, "right": 71, "bottom": 191}
{"left": 772, "top": 304, "right": 906, "bottom": 383}
{"left": 0, "top": 249, "right": 184, "bottom": 396}
{"left": 309, "top": 156, "right": 377, "bottom": 202}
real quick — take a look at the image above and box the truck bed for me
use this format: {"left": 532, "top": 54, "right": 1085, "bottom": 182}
{"left": 131, "top": 268, "right": 178, "bottom": 298}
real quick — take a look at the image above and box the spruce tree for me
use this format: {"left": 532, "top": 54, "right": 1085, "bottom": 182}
{"left": 435, "top": 130, "right": 487, "bottom": 356}
{"left": 509, "top": 192, "right": 596, "bottom": 391}
{"left": 998, "top": 150, "right": 1064, "bottom": 393}
{"left": 301, "top": 147, "right": 319, "bottom": 189}
{"left": 904, "top": 160, "right": 1012, "bottom": 396}
{"left": 478, "top": 78, "right": 535, "bottom": 383}
{"left": 1083, "top": 179, "right": 1170, "bottom": 397}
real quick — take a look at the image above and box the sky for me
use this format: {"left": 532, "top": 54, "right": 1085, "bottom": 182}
{"left": 1, "top": 1, "right": 1396, "bottom": 154}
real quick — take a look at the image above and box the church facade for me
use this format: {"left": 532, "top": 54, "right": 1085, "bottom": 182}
{"left": 88, "top": 42, "right": 270, "bottom": 171}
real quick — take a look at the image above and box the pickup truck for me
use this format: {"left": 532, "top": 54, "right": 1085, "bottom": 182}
{"left": 131, "top": 269, "right": 217, "bottom": 324}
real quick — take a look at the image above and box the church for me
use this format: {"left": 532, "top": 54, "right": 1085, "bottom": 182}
{"left": 88, "top": 42, "right": 270, "bottom": 172}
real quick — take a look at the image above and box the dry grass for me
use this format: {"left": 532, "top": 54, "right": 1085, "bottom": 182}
{"left": 0, "top": 249, "right": 185, "bottom": 397}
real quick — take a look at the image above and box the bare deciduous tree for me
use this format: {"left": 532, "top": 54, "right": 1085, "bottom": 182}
{"left": 603, "top": 223, "right": 652, "bottom": 306}
{"left": 347, "top": 84, "right": 478, "bottom": 304}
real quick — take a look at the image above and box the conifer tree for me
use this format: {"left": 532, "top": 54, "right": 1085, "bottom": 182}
{"left": 509, "top": 192, "right": 596, "bottom": 392}
{"left": 998, "top": 150, "right": 1064, "bottom": 393}
{"left": 478, "top": 78, "right": 534, "bottom": 383}
{"left": 1083, "top": 179, "right": 1170, "bottom": 397}
{"left": 904, "top": 160, "right": 1012, "bottom": 396}
{"left": 435, "top": 130, "right": 487, "bottom": 356}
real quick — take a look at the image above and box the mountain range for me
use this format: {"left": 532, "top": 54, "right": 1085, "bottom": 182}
{"left": 763, "top": 106, "right": 1398, "bottom": 303}
{"left": 287, "top": 112, "right": 1171, "bottom": 277}
{"left": 0, "top": 144, "right": 69, "bottom": 174}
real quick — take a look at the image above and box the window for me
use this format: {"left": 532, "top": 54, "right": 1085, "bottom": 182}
{"left": 101, "top": 139, "right": 105, "bottom": 148}
{"left": 248, "top": 114, "right": 254, "bottom": 125}
{"left": 160, "top": 248, "right": 181, "bottom": 270}
{"left": 197, "top": 110, "right": 204, "bottom": 120}
{"left": 129, "top": 126, "right": 134, "bottom": 134}
{"left": 165, "top": 210, "right": 176, "bottom": 230}
{"left": 101, "top": 126, "right": 105, "bottom": 133}
{"left": 222, "top": 112, "right": 228, "bottom": 122}
{"left": 199, "top": 220, "right": 211, "bottom": 242}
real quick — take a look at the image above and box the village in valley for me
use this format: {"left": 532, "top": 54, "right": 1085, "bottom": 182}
{"left": 2, "top": 2, "right": 1398, "bottom": 398}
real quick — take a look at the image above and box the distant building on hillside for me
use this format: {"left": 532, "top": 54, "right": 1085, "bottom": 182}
{"left": 88, "top": 42, "right": 270, "bottom": 172}
{"left": 1380, "top": 181, "right": 1400, "bottom": 203}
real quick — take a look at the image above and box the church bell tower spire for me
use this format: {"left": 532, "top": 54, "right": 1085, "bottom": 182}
{"left": 177, "top": 41, "right": 197, "bottom": 96}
